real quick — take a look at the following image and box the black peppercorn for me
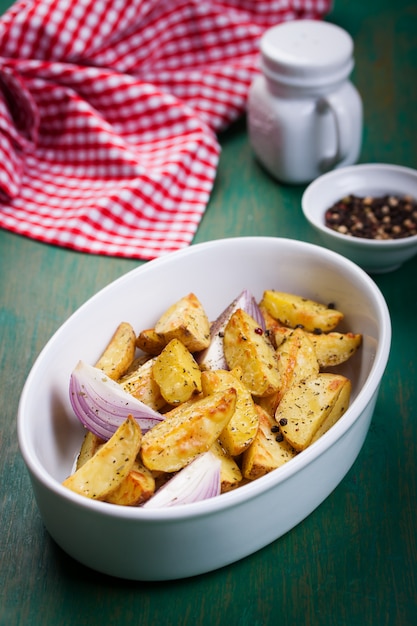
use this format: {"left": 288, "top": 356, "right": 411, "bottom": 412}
{"left": 324, "top": 194, "right": 417, "bottom": 239}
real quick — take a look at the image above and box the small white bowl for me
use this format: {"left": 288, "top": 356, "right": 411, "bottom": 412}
{"left": 18, "top": 237, "right": 391, "bottom": 581}
{"left": 302, "top": 163, "right": 417, "bottom": 273}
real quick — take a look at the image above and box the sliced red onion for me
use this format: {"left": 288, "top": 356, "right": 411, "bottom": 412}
{"left": 69, "top": 361, "right": 163, "bottom": 440}
{"left": 245, "top": 291, "right": 266, "bottom": 329}
{"left": 196, "top": 289, "right": 265, "bottom": 370}
{"left": 142, "top": 451, "right": 221, "bottom": 508}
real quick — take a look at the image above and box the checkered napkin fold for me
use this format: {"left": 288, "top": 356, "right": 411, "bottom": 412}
{"left": 0, "top": 0, "right": 330, "bottom": 259}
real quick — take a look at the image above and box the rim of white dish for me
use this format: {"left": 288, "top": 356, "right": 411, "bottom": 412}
{"left": 302, "top": 163, "right": 417, "bottom": 248}
{"left": 17, "top": 237, "right": 392, "bottom": 522}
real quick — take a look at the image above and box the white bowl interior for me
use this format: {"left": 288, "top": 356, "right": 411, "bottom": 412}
{"left": 18, "top": 237, "right": 391, "bottom": 579}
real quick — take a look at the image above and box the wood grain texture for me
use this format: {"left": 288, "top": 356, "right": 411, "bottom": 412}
{"left": 1, "top": 0, "right": 417, "bottom": 624}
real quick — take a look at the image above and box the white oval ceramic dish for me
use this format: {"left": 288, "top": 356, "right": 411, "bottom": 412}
{"left": 302, "top": 163, "right": 417, "bottom": 273}
{"left": 18, "top": 237, "right": 391, "bottom": 581}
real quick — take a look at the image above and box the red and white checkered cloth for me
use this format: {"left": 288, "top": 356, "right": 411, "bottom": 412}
{"left": 0, "top": 0, "right": 331, "bottom": 260}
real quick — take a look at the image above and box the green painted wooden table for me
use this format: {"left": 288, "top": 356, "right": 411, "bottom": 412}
{"left": 1, "top": 1, "right": 417, "bottom": 624}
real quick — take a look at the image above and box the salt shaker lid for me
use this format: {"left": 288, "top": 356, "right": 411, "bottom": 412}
{"left": 260, "top": 20, "right": 354, "bottom": 88}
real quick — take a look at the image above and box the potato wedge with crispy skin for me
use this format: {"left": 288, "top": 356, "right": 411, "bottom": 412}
{"left": 310, "top": 378, "right": 352, "bottom": 445}
{"left": 140, "top": 388, "right": 237, "bottom": 472}
{"left": 241, "top": 405, "right": 297, "bottom": 480}
{"left": 201, "top": 368, "right": 259, "bottom": 456}
{"left": 210, "top": 440, "right": 242, "bottom": 492}
{"left": 307, "top": 331, "right": 363, "bottom": 368}
{"left": 276, "top": 373, "right": 351, "bottom": 451}
{"left": 76, "top": 428, "right": 155, "bottom": 506}
{"left": 272, "top": 325, "right": 293, "bottom": 349}
{"left": 277, "top": 327, "right": 319, "bottom": 391}
{"left": 258, "top": 327, "right": 319, "bottom": 417}
{"left": 105, "top": 460, "right": 155, "bottom": 506}
{"left": 94, "top": 322, "right": 136, "bottom": 380}
{"left": 63, "top": 416, "right": 142, "bottom": 499}
{"left": 154, "top": 292, "right": 210, "bottom": 353}
{"left": 223, "top": 308, "right": 280, "bottom": 397}
{"left": 152, "top": 338, "right": 202, "bottom": 405}
{"left": 260, "top": 291, "right": 344, "bottom": 332}
{"left": 135, "top": 328, "right": 166, "bottom": 355}
{"left": 118, "top": 356, "right": 166, "bottom": 411}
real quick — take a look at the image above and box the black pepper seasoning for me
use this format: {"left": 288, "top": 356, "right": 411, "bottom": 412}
{"left": 325, "top": 194, "right": 417, "bottom": 239}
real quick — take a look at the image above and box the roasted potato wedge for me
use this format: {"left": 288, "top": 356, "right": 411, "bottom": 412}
{"left": 154, "top": 292, "right": 210, "bottom": 352}
{"left": 75, "top": 429, "right": 155, "bottom": 505}
{"left": 140, "top": 388, "right": 237, "bottom": 472}
{"left": 307, "top": 331, "right": 363, "bottom": 368}
{"left": 76, "top": 430, "right": 104, "bottom": 470}
{"left": 258, "top": 304, "right": 286, "bottom": 348}
{"left": 63, "top": 416, "right": 142, "bottom": 499}
{"left": 118, "top": 356, "right": 166, "bottom": 411}
{"left": 272, "top": 325, "right": 293, "bottom": 349}
{"left": 152, "top": 338, "right": 202, "bottom": 405}
{"left": 276, "top": 327, "right": 319, "bottom": 391}
{"left": 223, "top": 308, "right": 280, "bottom": 397}
{"left": 310, "top": 378, "right": 352, "bottom": 445}
{"left": 94, "top": 321, "right": 136, "bottom": 380}
{"left": 105, "top": 460, "right": 155, "bottom": 506}
{"left": 210, "top": 440, "right": 242, "bottom": 492}
{"left": 241, "top": 405, "right": 297, "bottom": 480}
{"left": 124, "top": 354, "right": 151, "bottom": 374}
{"left": 276, "top": 373, "right": 351, "bottom": 451}
{"left": 260, "top": 291, "right": 344, "bottom": 332}
{"left": 201, "top": 368, "right": 259, "bottom": 456}
{"left": 135, "top": 328, "right": 166, "bottom": 355}
{"left": 259, "top": 327, "right": 320, "bottom": 417}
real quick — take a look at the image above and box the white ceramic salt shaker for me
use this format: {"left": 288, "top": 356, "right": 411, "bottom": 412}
{"left": 247, "top": 20, "right": 363, "bottom": 184}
